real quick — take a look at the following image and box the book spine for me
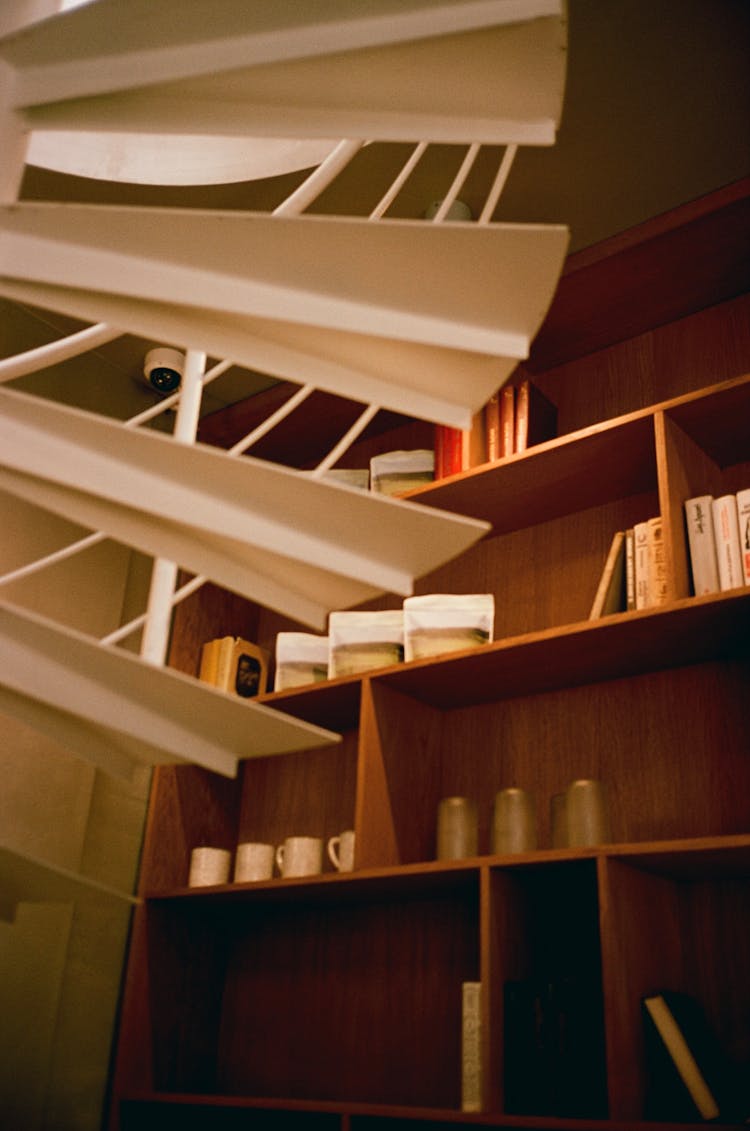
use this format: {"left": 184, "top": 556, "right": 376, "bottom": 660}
{"left": 500, "top": 384, "right": 516, "bottom": 457}
{"left": 198, "top": 638, "right": 220, "bottom": 685}
{"left": 441, "top": 427, "right": 463, "bottom": 477}
{"left": 712, "top": 494, "right": 743, "bottom": 590}
{"left": 633, "top": 520, "right": 651, "bottom": 608}
{"left": 461, "top": 981, "right": 482, "bottom": 1113}
{"left": 514, "top": 380, "right": 530, "bottom": 453}
{"left": 736, "top": 488, "right": 750, "bottom": 585}
{"left": 647, "top": 515, "right": 669, "bottom": 606}
{"left": 625, "top": 528, "right": 636, "bottom": 610}
{"left": 684, "top": 495, "right": 719, "bottom": 595}
{"left": 485, "top": 392, "right": 500, "bottom": 461}
{"left": 643, "top": 995, "right": 721, "bottom": 1120}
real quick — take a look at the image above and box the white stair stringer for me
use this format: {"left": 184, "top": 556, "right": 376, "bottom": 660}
{"left": 0, "top": 599, "right": 341, "bottom": 783}
{"left": 1, "top": 0, "right": 566, "bottom": 146}
{"left": 0, "top": 387, "right": 491, "bottom": 631}
{"left": 0, "top": 205, "right": 569, "bottom": 428}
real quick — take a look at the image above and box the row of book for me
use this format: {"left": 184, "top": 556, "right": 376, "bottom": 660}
{"left": 685, "top": 489, "right": 750, "bottom": 595}
{"left": 435, "top": 377, "right": 558, "bottom": 479}
{"left": 589, "top": 516, "right": 668, "bottom": 620}
{"left": 463, "top": 982, "right": 748, "bottom": 1122}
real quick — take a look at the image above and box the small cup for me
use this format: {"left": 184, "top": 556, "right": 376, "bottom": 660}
{"left": 550, "top": 791, "right": 569, "bottom": 848}
{"left": 491, "top": 788, "right": 537, "bottom": 854}
{"left": 188, "top": 846, "right": 231, "bottom": 888}
{"left": 234, "top": 841, "right": 274, "bottom": 883}
{"left": 327, "top": 829, "right": 356, "bottom": 872}
{"left": 565, "top": 779, "right": 612, "bottom": 846}
{"left": 276, "top": 836, "right": 323, "bottom": 878}
{"left": 436, "top": 797, "right": 478, "bottom": 861}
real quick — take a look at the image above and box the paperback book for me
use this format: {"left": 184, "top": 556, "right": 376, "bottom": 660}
{"left": 642, "top": 990, "right": 748, "bottom": 1123}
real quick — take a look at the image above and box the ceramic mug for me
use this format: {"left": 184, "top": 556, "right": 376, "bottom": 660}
{"left": 188, "top": 846, "right": 231, "bottom": 887}
{"left": 276, "top": 835, "right": 323, "bottom": 878}
{"left": 234, "top": 841, "right": 274, "bottom": 883}
{"left": 327, "top": 829, "right": 355, "bottom": 872}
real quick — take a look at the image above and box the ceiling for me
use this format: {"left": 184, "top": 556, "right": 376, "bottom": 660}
{"left": 2, "top": 0, "right": 749, "bottom": 425}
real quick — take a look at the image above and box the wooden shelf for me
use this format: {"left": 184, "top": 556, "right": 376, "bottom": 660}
{"left": 108, "top": 185, "right": 750, "bottom": 1131}
{"left": 263, "top": 590, "right": 750, "bottom": 714}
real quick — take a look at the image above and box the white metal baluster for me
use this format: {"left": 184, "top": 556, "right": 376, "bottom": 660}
{"left": 272, "top": 139, "right": 364, "bottom": 218}
{"left": 431, "top": 142, "right": 481, "bottom": 222}
{"left": 310, "top": 403, "right": 380, "bottom": 477}
{"left": 478, "top": 144, "right": 518, "bottom": 224}
{"left": 369, "top": 141, "right": 429, "bottom": 220}
{"left": 0, "top": 322, "right": 122, "bottom": 382}
{"left": 139, "top": 347, "right": 205, "bottom": 666}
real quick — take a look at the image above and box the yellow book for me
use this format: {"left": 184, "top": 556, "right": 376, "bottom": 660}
{"left": 200, "top": 636, "right": 269, "bottom": 698}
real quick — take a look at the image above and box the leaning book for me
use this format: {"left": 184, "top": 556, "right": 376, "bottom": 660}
{"left": 642, "top": 991, "right": 748, "bottom": 1123}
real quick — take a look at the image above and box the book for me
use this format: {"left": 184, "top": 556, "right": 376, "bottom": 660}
{"left": 642, "top": 991, "right": 747, "bottom": 1122}
{"left": 485, "top": 390, "right": 500, "bottom": 462}
{"left": 460, "top": 409, "right": 486, "bottom": 471}
{"left": 736, "top": 487, "right": 750, "bottom": 585}
{"left": 503, "top": 977, "right": 607, "bottom": 1118}
{"left": 712, "top": 494, "right": 743, "bottom": 591}
{"left": 435, "top": 424, "right": 463, "bottom": 478}
{"left": 499, "top": 383, "right": 516, "bottom": 458}
{"left": 633, "top": 519, "right": 652, "bottom": 609}
{"left": 646, "top": 515, "right": 669, "bottom": 606}
{"left": 684, "top": 494, "right": 720, "bottom": 595}
{"left": 461, "top": 981, "right": 482, "bottom": 1112}
{"left": 514, "top": 379, "right": 558, "bottom": 453}
{"left": 589, "top": 530, "right": 626, "bottom": 619}
{"left": 199, "top": 635, "right": 269, "bottom": 698}
{"left": 625, "top": 527, "right": 636, "bottom": 610}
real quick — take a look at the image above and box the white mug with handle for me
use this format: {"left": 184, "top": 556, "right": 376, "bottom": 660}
{"left": 327, "top": 829, "right": 355, "bottom": 872}
{"left": 275, "top": 835, "right": 323, "bottom": 878}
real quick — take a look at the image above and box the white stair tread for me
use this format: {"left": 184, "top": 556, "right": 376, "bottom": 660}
{"left": 0, "top": 387, "right": 490, "bottom": 629}
{"left": 0, "top": 599, "right": 340, "bottom": 782}
{"left": 2, "top": 0, "right": 563, "bottom": 146}
{"left": 0, "top": 206, "right": 569, "bottom": 426}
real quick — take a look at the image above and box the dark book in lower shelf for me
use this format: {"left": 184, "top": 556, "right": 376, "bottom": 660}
{"left": 503, "top": 975, "right": 608, "bottom": 1119}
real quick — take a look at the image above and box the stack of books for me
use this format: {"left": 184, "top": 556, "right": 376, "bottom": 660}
{"left": 589, "top": 516, "right": 668, "bottom": 619}
{"left": 435, "top": 378, "right": 558, "bottom": 479}
{"left": 684, "top": 489, "right": 750, "bottom": 595}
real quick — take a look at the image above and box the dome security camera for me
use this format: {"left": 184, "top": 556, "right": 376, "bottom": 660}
{"left": 142, "top": 347, "right": 185, "bottom": 395}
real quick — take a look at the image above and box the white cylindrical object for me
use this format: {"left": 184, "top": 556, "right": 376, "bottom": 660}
{"left": 188, "top": 846, "right": 231, "bottom": 887}
{"left": 276, "top": 836, "right": 323, "bottom": 878}
{"left": 234, "top": 842, "right": 275, "bottom": 883}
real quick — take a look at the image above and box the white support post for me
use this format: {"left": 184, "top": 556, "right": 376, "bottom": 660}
{"left": 139, "top": 348, "right": 206, "bottom": 667}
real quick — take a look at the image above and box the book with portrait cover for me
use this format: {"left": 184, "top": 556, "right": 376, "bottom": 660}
{"left": 199, "top": 636, "right": 269, "bottom": 698}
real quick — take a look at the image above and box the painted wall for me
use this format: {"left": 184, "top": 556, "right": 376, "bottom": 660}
{"left": 0, "top": 490, "right": 151, "bottom": 1130}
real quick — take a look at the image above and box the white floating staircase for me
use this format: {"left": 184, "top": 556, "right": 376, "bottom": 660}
{"left": 0, "top": 0, "right": 569, "bottom": 905}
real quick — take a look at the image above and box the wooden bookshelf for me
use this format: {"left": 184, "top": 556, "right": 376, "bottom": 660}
{"left": 107, "top": 182, "right": 750, "bottom": 1131}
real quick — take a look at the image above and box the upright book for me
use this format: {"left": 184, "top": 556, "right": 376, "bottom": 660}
{"left": 684, "top": 494, "right": 719, "bottom": 595}
{"left": 736, "top": 487, "right": 750, "bottom": 585}
{"left": 712, "top": 494, "right": 743, "bottom": 591}
{"left": 461, "top": 981, "right": 482, "bottom": 1113}
{"left": 514, "top": 378, "right": 558, "bottom": 453}
{"left": 199, "top": 635, "right": 269, "bottom": 698}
